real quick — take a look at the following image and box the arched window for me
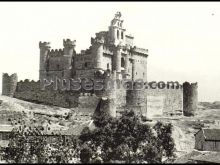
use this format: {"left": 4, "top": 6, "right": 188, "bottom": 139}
{"left": 121, "top": 31, "right": 124, "bottom": 39}
{"left": 117, "top": 30, "right": 119, "bottom": 39}
{"left": 121, "top": 58, "right": 125, "bottom": 67}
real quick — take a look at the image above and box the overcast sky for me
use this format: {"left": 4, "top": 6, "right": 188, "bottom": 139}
{"left": 0, "top": 2, "right": 219, "bottom": 102}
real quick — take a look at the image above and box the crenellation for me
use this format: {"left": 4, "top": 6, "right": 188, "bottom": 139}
{"left": 39, "top": 41, "right": 50, "bottom": 49}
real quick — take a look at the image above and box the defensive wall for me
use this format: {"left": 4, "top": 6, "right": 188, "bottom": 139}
{"left": 2, "top": 73, "right": 198, "bottom": 118}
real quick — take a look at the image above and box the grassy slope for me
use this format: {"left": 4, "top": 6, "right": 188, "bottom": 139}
{"left": 1, "top": 96, "right": 220, "bottom": 161}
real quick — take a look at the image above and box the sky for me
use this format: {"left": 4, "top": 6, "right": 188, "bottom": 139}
{"left": 0, "top": 2, "right": 220, "bottom": 102}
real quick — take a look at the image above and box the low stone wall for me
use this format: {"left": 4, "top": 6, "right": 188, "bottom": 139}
{"left": 78, "top": 93, "right": 99, "bottom": 109}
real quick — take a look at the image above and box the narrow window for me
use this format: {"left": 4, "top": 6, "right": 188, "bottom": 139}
{"left": 121, "top": 32, "right": 124, "bottom": 39}
{"left": 107, "top": 63, "right": 110, "bottom": 69}
{"left": 117, "top": 30, "right": 119, "bottom": 39}
{"left": 121, "top": 58, "right": 125, "bottom": 67}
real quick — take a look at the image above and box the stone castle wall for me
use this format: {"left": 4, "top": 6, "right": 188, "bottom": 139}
{"left": 2, "top": 73, "right": 197, "bottom": 118}
{"left": 14, "top": 80, "right": 79, "bottom": 108}
{"left": 146, "top": 87, "right": 183, "bottom": 117}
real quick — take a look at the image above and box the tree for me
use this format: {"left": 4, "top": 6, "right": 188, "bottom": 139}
{"left": 3, "top": 126, "right": 48, "bottom": 163}
{"left": 2, "top": 125, "right": 81, "bottom": 163}
{"left": 79, "top": 110, "right": 175, "bottom": 163}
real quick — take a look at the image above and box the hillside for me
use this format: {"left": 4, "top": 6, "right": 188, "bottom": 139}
{"left": 199, "top": 101, "right": 220, "bottom": 110}
{"left": 1, "top": 96, "right": 220, "bottom": 162}
{"left": 0, "top": 95, "right": 93, "bottom": 135}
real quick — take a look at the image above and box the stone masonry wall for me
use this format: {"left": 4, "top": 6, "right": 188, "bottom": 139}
{"left": 147, "top": 87, "right": 183, "bottom": 117}
{"left": 14, "top": 80, "right": 79, "bottom": 108}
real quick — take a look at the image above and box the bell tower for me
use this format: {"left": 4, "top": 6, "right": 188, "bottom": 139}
{"left": 108, "top": 11, "right": 126, "bottom": 46}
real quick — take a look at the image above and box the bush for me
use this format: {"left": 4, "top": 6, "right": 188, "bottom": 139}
{"left": 80, "top": 145, "right": 92, "bottom": 163}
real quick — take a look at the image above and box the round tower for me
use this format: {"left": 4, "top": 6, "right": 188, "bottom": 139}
{"left": 39, "top": 41, "right": 50, "bottom": 71}
{"left": 126, "top": 82, "right": 147, "bottom": 117}
{"left": 113, "top": 43, "right": 123, "bottom": 74}
{"left": 63, "top": 39, "right": 76, "bottom": 79}
{"left": 183, "top": 82, "right": 198, "bottom": 116}
{"left": 92, "top": 36, "right": 104, "bottom": 69}
{"left": 63, "top": 39, "right": 76, "bottom": 56}
{"left": 2, "top": 73, "right": 18, "bottom": 97}
{"left": 39, "top": 41, "right": 50, "bottom": 81}
{"left": 124, "top": 45, "right": 130, "bottom": 76}
{"left": 131, "top": 59, "right": 136, "bottom": 81}
{"left": 93, "top": 70, "right": 117, "bottom": 118}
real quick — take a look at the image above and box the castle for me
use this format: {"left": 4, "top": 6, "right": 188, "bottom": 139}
{"left": 2, "top": 12, "right": 198, "bottom": 118}
{"left": 39, "top": 11, "right": 148, "bottom": 82}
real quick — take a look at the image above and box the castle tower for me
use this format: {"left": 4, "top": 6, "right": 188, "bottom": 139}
{"left": 63, "top": 39, "right": 76, "bottom": 56}
{"left": 126, "top": 83, "right": 147, "bottom": 117}
{"left": 92, "top": 35, "right": 104, "bottom": 69}
{"left": 93, "top": 70, "right": 117, "bottom": 118}
{"left": 39, "top": 41, "right": 50, "bottom": 81}
{"left": 108, "top": 11, "right": 126, "bottom": 46}
{"left": 63, "top": 39, "right": 76, "bottom": 79}
{"left": 131, "top": 59, "right": 136, "bottom": 80}
{"left": 112, "top": 43, "right": 123, "bottom": 77}
{"left": 183, "top": 82, "right": 198, "bottom": 116}
{"left": 124, "top": 46, "right": 130, "bottom": 76}
{"left": 2, "top": 73, "right": 18, "bottom": 97}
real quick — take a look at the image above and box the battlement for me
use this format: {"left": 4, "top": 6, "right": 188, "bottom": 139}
{"left": 48, "top": 49, "right": 64, "bottom": 57}
{"left": 92, "top": 36, "right": 105, "bottom": 46}
{"left": 2, "top": 73, "right": 17, "bottom": 79}
{"left": 39, "top": 41, "right": 51, "bottom": 49}
{"left": 63, "top": 39, "right": 76, "bottom": 48}
{"left": 79, "top": 92, "right": 94, "bottom": 96}
{"left": 133, "top": 46, "right": 148, "bottom": 56}
{"left": 183, "top": 81, "right": 198, "bottom": 89}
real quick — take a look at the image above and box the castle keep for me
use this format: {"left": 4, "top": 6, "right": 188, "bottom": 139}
{"left": 39, "top": 12, "right": 148, "bottom": 82}
{"left": 2, "top": 12, "right": 198, "bottom": 118}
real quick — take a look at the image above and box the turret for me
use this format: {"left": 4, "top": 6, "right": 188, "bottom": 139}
{"left": 126, "top": 83, "right": 147, "bottom": 117}
{"left": 108, "top": 11, "right": 126, "bottom": 46}
{"left": 39, "top": 41, "right": 50, "bottom": 71}
{"left": 2, "top": 73, "right": 18, "bottom": 97}
{"left": 112, "top": 42, "right": 123, "bottom": 75}
{"left": 93, "top": 70, "right": 117, "bottom": 118}
{"left": 63, "top": 39, "right": 76, "bottom": 56}
{"left": 92, "top": 35, "right": 104, "bottom": 69}
{"left": 183, "top": 82, "right": 198, "bottom": 116}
